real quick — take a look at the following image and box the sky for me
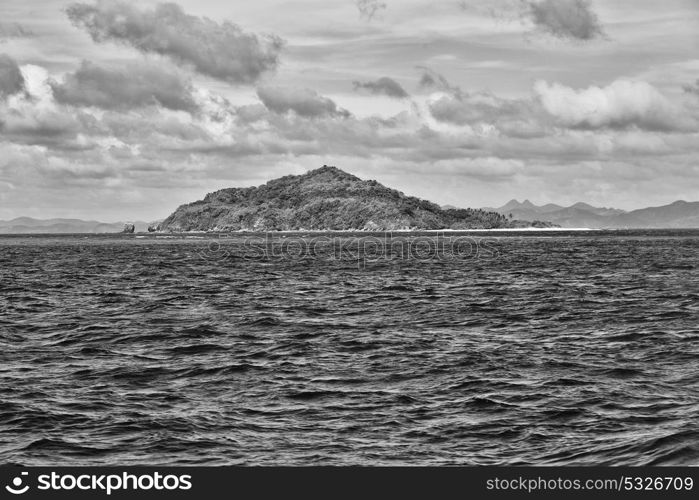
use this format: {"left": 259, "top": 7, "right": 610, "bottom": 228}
{"left": 0, "top": 0, "right": 698, "bottom": 221}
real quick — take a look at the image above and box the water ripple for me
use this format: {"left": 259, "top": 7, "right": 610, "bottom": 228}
{"left": 0, "top": 230, "right": 698, "bottom": 465}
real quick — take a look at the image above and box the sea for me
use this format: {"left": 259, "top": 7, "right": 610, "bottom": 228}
{"left": 1, "top": 229, "right": 697, "bottom": 466}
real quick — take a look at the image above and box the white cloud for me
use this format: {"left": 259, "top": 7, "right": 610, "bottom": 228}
{"left": 534, "top": 79, "right": 694, "bottom": 131}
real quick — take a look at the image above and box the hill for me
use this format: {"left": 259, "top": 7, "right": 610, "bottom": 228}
{"left": 0, "top": 218, "right": 157, "bottom": 234}
{"left": 158, "top": 166, "right": 550, "bottom": 231}
{"left": 612, "top": 201, "right": 699, "bottom": 228}
{"left": 481, "top": 199, "right": 699, "bottom": 228}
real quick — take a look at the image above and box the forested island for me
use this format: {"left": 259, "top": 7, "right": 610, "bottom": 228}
{"left": 158, "top": 166, "right": 556, "bottom": 231}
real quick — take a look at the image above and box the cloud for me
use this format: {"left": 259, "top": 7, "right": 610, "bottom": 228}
{"left": 428, "top": 92, "right": 549, "bottom": 138}
{"left": 425, "top": 76, "right": 697, "bottom": 137}
{"left": 2, "top": 61, "right": 698, "bottom": 220}
{"left": 419, "top": 70, "right": 550, "bottom": 138}
{"left": 65, "top": 1, "right": 284, "bottom": 84}
{"left": 352, "top": 77, "right": 408, "bottom": 99}
{"left": 0, "top": 106, "right": 88, "bottom": 148}
{"left": 534, "top": 79, "right": 692, "bottom": 131}
{"left": 0, "top": 22, "right": 33, "bottom": 41}
{"left": 429, "top": 94, "right": 508, "bottom": 125}
{"left": 0, "top": 54, "right": 25, "bottom": 98}
{"left": 417, "top": 66, "right": 463, "bottom": 98}
{"left": 257, "top": 86, "right": 351, "bottom": 118}
{"left": 50, "top": 60, "right": 198, "bottom": 112}
{"left": 684, "top": 80, "right": 699, "bottom": 96}
{"left": 460, "top": 0, "right": 605, "bottom": 42}
{"left": 426, "top": 157, "right": 524, "bottom": 179}
{"left": 527, "top": 0, "right": 605, "bottom": 41}
{"left": 355, "top": 0, "right": 387, "bottom": 21}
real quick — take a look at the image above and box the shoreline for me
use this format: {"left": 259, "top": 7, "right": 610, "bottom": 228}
{"left": 149, "top": 227, "right": 597, "bottom": 235}
{"left": 7, "top": 227, "right": 699, "bottom": 238}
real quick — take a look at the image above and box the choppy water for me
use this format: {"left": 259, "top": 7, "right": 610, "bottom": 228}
{"left": 1, "top": 230, "right": 698, "bottom": 466}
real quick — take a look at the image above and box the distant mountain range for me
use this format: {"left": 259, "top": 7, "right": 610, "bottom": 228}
{"left": 0, "top": 218, "right": 156, "bottom": 234}
{"left": 480, "top": 199, "right": 699, "bottom": 228}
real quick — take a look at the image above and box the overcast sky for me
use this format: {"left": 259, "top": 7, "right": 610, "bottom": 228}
{"left": 1, "top": 0, "right": 698, "bottom": 221}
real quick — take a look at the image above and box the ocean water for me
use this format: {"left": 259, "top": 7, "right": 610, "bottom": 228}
{"left": 1, "top": 230, "right": 698, "bottom": 466}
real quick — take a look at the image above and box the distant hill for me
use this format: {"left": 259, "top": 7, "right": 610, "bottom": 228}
{"left": 481, "top": 199, "right": 699, "bottom": 228}
{"left": 0, "top": 218, "right": 157, "bottom": 234}
{"left": 610, "top": 201, "right": 699, "bottom": 228}
{"left": 159, "top": 166, "right": 553, "bottom": 231}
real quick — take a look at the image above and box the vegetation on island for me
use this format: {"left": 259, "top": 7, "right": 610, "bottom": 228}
{"left": 158, "top": 165, "right": 557, "bottom": 231}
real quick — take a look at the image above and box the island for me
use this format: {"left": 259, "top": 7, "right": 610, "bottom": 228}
{"left": 158, "top": 165, "right": 556, "bottom": 232}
